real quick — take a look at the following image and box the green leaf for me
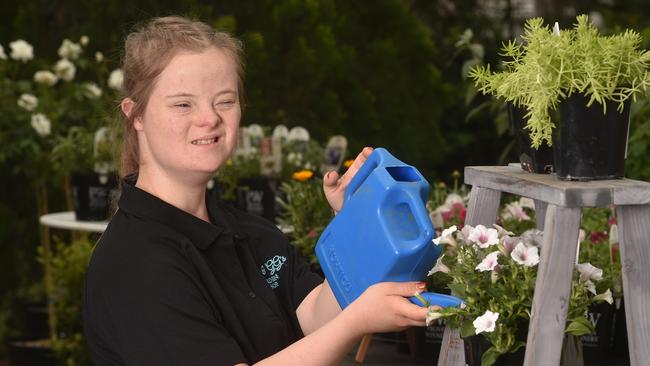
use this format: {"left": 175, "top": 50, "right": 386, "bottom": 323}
{"left": 447, "top": 283, "right": 467, "bottom": 298}
{"left": 481, "top": 347, "right": 502, "bottom": 366}
{"left": 565, "top": 316, "right": 593, "bottom": 336}
{"left": 460, "top": 319, "right": 476, "bottom": 338}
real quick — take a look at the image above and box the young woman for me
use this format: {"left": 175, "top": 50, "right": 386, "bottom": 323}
{"left": 83, "top": 16, "right": 431, "bottom": 366}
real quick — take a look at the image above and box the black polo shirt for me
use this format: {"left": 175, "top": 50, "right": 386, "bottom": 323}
{"left": 82, "top": 179, "right": 323, "bottom": 365}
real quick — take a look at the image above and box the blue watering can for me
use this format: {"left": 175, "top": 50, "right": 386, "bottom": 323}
{"left": 315, "top": 148, "right": 462, "bottom": 309}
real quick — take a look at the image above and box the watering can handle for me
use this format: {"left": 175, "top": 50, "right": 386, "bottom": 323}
{"left": 345, "top": 148, "right": 403, "bottom": 203}
{"left": 403, "top": 189, "right": 435, "bottom": 245}
{"left": 409, "top": 292, "right": 463, "bottom": 308}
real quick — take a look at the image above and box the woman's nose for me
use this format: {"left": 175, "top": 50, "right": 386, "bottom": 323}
{"left": 197, "top": 105, "right": 221, "bottom": 127}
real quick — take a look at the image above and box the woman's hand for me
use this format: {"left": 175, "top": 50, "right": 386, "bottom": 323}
{"left": 341, "top": 281, "right": 432, "bottom": 336}
{"left": 322, "top": 147, "right": 373, "bottom": 213}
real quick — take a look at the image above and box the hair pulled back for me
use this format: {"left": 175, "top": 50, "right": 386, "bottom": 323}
{"left": 116, "top": 16, "right": 244, "bottom": 178}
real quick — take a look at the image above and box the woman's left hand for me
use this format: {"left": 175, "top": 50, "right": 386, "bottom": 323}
{"left": 322, "top": 147, "right": 373, "bottom": 213}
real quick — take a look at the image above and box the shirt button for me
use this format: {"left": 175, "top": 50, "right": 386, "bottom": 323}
{"left": 248, "top": 291, "right": 256, "bottom": 298}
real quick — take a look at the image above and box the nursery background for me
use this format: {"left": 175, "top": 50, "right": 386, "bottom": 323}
{"left": 1, "top": 0, "right": 650, "bottom": 365}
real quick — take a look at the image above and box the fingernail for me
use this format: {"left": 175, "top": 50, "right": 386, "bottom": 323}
{"left": 416, "top": 282, "right": 426, "bottom": 290}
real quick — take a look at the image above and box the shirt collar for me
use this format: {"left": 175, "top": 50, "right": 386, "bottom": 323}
{"left": 117, "top": 177, "right": 226, "bottom": 250}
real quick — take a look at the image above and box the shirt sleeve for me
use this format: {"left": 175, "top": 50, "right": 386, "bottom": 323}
{"left": 85, "top": 243, "right": 247, "bottom": 366}
{"left": 287, "top": 242, "right": 324, "bottom": 310}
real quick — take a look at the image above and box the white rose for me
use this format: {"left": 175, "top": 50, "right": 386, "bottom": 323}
{"left": 83, "top": 83, "right": 103, "bottom": 99}
{"left": 31, "top": 114, "right": 51, "bottom": 137}
{"left": 95, "top": 51, "right": 104, "bottom": 63}
{"left": 108, "top": 69, "right": 123, "bottom": 91}
{"left": 0, "top": 44, "right": 7, "bottom": 60}
{"left": 9, "top": 39, "right": 34, "bottom": 62}
{"left": 57, "top": 39, "right": 82, "bottom": 60}
{"left": 33, "top": 70, "right": 58, "bottom": 86}
{"left": 17, "top": 94, "right": 39, "bottom": 111}
{"left": 54, "top": 59, "right": 76, "bottom": 81}
{"left": 80, "top": 35, "right": 90, "bottom": 46}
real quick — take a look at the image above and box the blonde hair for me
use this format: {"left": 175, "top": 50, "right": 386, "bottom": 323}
{"left": 116, "top": 16, "right": 244, "bottom": 178}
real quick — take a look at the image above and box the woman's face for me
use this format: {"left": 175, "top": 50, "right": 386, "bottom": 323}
{"left": 133, "top": 48, "right": 241, "bottom": 182}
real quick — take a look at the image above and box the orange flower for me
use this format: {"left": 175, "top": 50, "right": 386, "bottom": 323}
{"left": 292, "top": 170, "right": 313, "bottom": 182}
{"left": 343, "top": 159, "right": 354, "bottom": 168}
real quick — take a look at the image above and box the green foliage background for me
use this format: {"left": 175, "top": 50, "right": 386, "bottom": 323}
{"left": 1, "top": 0, "right": 650, "bottom": 363}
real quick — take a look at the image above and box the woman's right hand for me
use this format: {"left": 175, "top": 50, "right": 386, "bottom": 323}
{"left": 341, "top": 281, "right": 430, "bottom": 336}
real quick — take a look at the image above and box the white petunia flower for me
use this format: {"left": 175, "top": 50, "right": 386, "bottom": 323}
{"left": 576, "top": 263, "right": 603, "bottom": 283}
{"left": 502, "top": 201, "right": 531, "bottom": 221}
{"left": 593, "top": 289, "right": 613, "bottom": 304}
{"left": 57, "top": 39, "right": 82, "bottom": 60}
{"left": 519, "top": 197, "right": 536, "bottom": 210}
{"left": 54, "top": 58, "right": 76, "bottom": 81}
{"left": 0, "top": 44, "right": 6, "bottom": 60}
{"left": 510, "top": 242, "right": 540, "bottom": 266}
{"left": 444, "top": 193, "right": 464, "bottom": 206}
{"left": 426, "top": 309, "right": 443, "bottom": 326}
{"left": 108, "top": 69, "right": 124, "bottom": 90}
{"left": 17, "top": 94, "right": 38, "bottom": 111}
{"left": 428, "top": 254, "right": 450, "bottom": 275}
{"left": 433, "top": 225, "right": 457, "bottom": 245}
{"left": 95, "top": 51, "right": 104, "bottom": 63}
{"left": 31, "top": 114, "right": 51, "bottom": 137}
{"left": 476, "top": 251, "right": 500, "bottom": 272}
{"left": 473, "top": 310, "right": 499, "bottom": 334}
{"left": 80, "top": 35, "right": 90, "bottom": 46}
{"left": 585, "top": 280, "right": 597, "bottom": 295}
{"left": 10, "top": 39, "right": 34, "bottom": 62}
{"left": 83, "top": 82, "right": 103, "bottom": 99}
{"left": 33, "top": 70, "right": 58, "bottom": 86}
{"left": 468, "top": 225, "right": 499, "bottom": 248}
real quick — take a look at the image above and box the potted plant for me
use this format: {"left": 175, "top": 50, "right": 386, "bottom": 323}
{"left": 576, "top": 207, "right": 622, "bottom": 366}
{"left": 275, "top": 170, "right": 332, "bottom": 267}
{"left": 427, "top": 224, "right": 614, "bottom": 366}
{"left": 51, "top": 125, "right": 117, "bottom": 221}
{"left": 469, "top": 15, "right": 650, "bottom": 180}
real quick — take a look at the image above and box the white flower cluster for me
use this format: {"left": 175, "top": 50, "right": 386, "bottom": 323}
{"left": 9, "top": 40, "right": 34, "bottom": 62}
{"left": 17, "top": 94, "right": 38, "bottom": 111}
{"left": 31, "top": 114, "right": 51, "bottom": 137}
{"left": 108, "top": 69, "right": 124, "bottom": 91}
{"left": 575, "top": 262, "right": 612, "bottom": 303}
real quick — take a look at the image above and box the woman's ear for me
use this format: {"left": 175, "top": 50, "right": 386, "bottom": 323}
{"left": 121, "top": 98, "right": 143, "bottom": 131}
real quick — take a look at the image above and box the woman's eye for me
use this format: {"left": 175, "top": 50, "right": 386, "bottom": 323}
{"left": 216, "top": 100, "right": 236, "bottom": 107}
{"left": 175, "top": 103, "right": 191, "bottom": 109}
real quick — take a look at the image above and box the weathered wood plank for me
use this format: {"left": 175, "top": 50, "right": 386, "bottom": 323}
{"left": 534, "top": 199, "right": 548, "bottom": 230}
{"left": 615, "top": 204, "right": 650, "bottom": 366}
{"left": 524, "top": 205, "right": 582, "bottom": 366}
{"left": 464, "top": 166, "right": 650, "bottom": 207}
{"left": 465, "top": 186, "right": 501, "bottom": 227}
{"left": 436, "top": 325, "right": 465, "bottom": 366}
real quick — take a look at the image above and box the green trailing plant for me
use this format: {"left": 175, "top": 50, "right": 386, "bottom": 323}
{"left": 470, "top": 15, "right": 650, "bottom": 148}
{"left": 37, "top": 236, "right": 94, "bottom": 366}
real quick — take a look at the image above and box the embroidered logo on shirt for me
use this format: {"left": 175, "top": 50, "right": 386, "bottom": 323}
{"left": 260, "top": 255, "right": 286, "bottom": 289}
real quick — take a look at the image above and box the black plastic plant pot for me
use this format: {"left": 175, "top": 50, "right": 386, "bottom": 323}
{"left": 553, "top": 94, "right": 631, "bottom": 181}
{"left": 235, "top": 177, "right": 278, "bottom": 221}
{"left": 464, "top": 335, "right": 525, "bottom": 366}
{"left": 6, "top": 338, "right": 58, "bottom": 366}
{"left": 508, "top": 103, "right": 554, "bottom": 174}
{"left": 70, "top": 172, "right": 118, "bottom": 221}
{"left": 581, "top": 302, "right": 615, "bottom": 366}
